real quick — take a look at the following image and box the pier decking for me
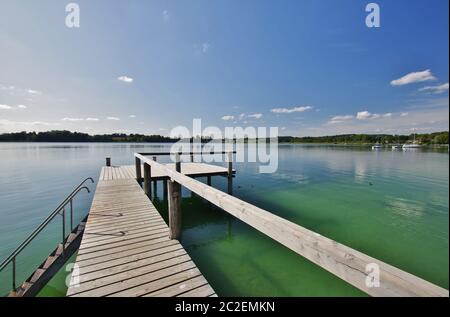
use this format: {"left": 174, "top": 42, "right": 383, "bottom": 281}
{"left": 67, "top": 173, "right": 216, "bottom": 297}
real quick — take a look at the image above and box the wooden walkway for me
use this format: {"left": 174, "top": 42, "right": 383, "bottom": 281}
{"left": 67, "top": 175, "right": 216, "bottom": 297}
{"left": 99, "top": 163, "right": 232, "bottom": 181}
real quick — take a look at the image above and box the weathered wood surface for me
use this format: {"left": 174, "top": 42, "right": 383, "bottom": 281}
{"left": 100, "top": 163, "right": 234, "bottom": 181}
{"left": 66, "top": 178, "right": 216, "bottom": 297}
{"left": 135, "top": 153, "right": 449, "bottom": 297}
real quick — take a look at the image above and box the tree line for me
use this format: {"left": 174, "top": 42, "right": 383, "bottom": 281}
{"left": 0, "top": 130, "right": 448, "bottom": 144}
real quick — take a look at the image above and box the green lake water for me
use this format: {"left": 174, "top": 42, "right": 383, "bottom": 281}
{"left": 0, "top": 143, "right": 448, "bottom": 296}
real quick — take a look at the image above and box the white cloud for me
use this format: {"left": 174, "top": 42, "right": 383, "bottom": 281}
{"left": 271, "top": 106, "right": 312, "bottom": 114}
{"left": 162, "top": 10, "right": 169, "bottom": 21}
{"left": 129, "top": 114, "right": 136, "bottom": 118}
{"left": 419, "top": 83, "right": 449, "bottom": 94}
{"left": 27, "top": 89, "right": 42, "bottom": 95}
{"left": 17, "top": 105, "right": 27, "bottom": 109}
{"left": 221, "top": 115, "right": 234, "bottom": 121}
{"left": 62, "top": 117, "right": 84, "bottom": 122}
{"left": 86, "top": 117, "right": 99, "bottom": 121}
{"left": 201, "top": 43, "right": 210, "bottom": 53}
{"left": 238, "top": 113, "right": 246, "bottom": 120}
{"left": 356, "top": 111, "right": 378, "bottom": 120}
{"left": 328, "top": 115, "right": 354, "bottom": 124}
{"left": 390, "top": 69, "right": 436, "bottom": 86}
{"left": 383, "top": 113, "right": 393, "bottom": 117}
{"left": 401, "top": 112, "right": 409, "bottom": 117}
{"left": 0, "top": 104, "right": 12, "bottom": 110}
{"left": 331, "top": 115, "right": 354, "bottom": 121}
{"left": 107, "top": 116, "right": 120, "bottom": 121}
{"left": 117, "top": 76, "right": 134, "bottom": 83}
{"left": 248, "top": 113, "right": 263, "bottom": 119}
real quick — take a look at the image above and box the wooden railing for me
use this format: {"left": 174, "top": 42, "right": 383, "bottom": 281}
{"left": 134, "top": 153, "right": 448, "bottom": 297}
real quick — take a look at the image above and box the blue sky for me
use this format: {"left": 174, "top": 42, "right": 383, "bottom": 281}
{"left": 0, "top": 0, "right": 448, "bottom": 136}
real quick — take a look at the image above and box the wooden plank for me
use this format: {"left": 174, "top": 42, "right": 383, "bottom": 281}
{"left": 144, "top": 275, "right": 209, "bottom": 297}
{"left": 178, "top": 284, "right": 216, "bottom": 297}
{"left": 136, "top": 153, "right": 449, "bottom": 297}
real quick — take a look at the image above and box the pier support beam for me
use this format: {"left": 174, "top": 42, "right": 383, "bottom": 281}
{"left": 227, "top": 152, "right": 233, "bottom": 195}
{"left": 106, "top": 157, "right": 111, "bottom": 167}
{"left": 143, "top": 163, "right": 151, "bottom": 199}
{"left": 207, "top": 176, "right": 212, "bottom": 186}
{"left": 168, "top": 154, "right": 182, "bottom": 239}
{"left": 163, "top": 179, "right": 168, "bottom": 200}
{"left": 135, "top": 157, "right": 142, "bottom": 184}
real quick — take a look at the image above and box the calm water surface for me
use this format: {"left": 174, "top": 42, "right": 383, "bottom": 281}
{"left": 0, "top": 143, "right": 448, "bottom": 296}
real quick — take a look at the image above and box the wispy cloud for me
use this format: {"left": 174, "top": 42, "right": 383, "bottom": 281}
{"left": 0, "top": 104, "right": 12, "bottom": 110}
{"left": 86, "top": 117, "right": 99, "bottom": 121}
{"left": 162, "top": 10, "right": 169, "bottom": 21}
{"left": 271, "top": 106, "right": 312, "bottom": 114}
{"left": 390, "top": 69, "right": 436, "bottom": 86}
{"left": 0, "top": 119, "right": 59, "bottom": 132}
{"left": 248, "top": 113, "right": 263, "bottom": 119}
{"left": 27, "top": 89, "right": 42, "bottom": 95}
{"left": 419, "top": 83, "right": 449, "bottom": 94}
{"left": 62, "top": 117, "right": 84, "bottom": 122}
{"left": 201, "top": 43, "right": 210, "bottom": 53}
{"left": 129, "top": 114, "right": 136, "bottom": 118}
{"left": 117, "top": 76, "right": 134, "bottom": 83}
{"left": 106, "top": 116, "right": 120, "bottom": 121}
{"left": 221, "top": 115, "right": 234, "bottom": 121}
{"left": 328, "top": 115, "right": 354, "bottom": 124}
{"left": 1, "top": 104, "right": 28, "bottom": 110}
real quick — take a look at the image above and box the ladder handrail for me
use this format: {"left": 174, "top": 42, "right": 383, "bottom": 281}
{"left": 0, "top": 177, "right": 94, "bottom": 272}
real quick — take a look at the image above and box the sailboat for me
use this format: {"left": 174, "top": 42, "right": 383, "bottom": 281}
{"left": 402, "top": 132, "right": 421, "bottom": 149}
{"left": 392, "top": 136, "right": 402, "bottom": 150}
{"left": 372, "top": 141, "right": 382, "bottom": 150}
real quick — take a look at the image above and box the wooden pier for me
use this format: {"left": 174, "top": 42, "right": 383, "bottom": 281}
{"left": 67, "top": 174, "right": 218, "bottom": 297}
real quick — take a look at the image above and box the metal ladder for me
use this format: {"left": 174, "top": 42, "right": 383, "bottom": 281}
{"left": 0, "top": 177, "right": 94, "bottom": 297}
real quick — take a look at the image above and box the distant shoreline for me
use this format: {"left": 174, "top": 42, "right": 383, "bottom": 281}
{"left": 0, "top": 130, "right": 448, "bottom": 145}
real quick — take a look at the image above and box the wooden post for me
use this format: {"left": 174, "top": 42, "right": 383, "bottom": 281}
{"left": 168, "top": 152, "right": 182, "bottom": 239}
{"left": 167, "top": 180, "right": 181, "bottom": 239}
{"left": 176, "top": 153, "right": 181, "bottom": 173}
{"left": 144, "top": 163, "right": 151, "bottom": 199}
{"left": 152, "top": 156, "right": 157, "bottom": 196}
{"left": 227, "top": 152, "right": 233, "bottom": 195}
{"left": 135, "top": 157, "right": 141, "bottom": 184}
{"left": 106, "top": 157, "right": 111, "bottom": 167}
{"left": 163, "top": 179, "right": 168, "bottom": 200}
{"left": 207, "top": 176, "right": 212, "bottom": 186}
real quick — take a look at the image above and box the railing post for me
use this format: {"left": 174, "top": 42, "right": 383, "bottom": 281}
{"left": 69, "top": 199, "right": 73, "bottom": 231}
{"left": 227, "top": 152, "right": 233, "bottom": 195}
{"left": 207, "top": 176, "right": 212, "bottom": 186}
{"left": 144, "top": 162, "right": 151, "bottom": 199}
{"left": 62, "top": 208, "right": 66, "bottom": 254}
{"left": 12, "top": 257, "right": 16, "bottom": 292}
{"left": 135, "top": 156, "right": 142, "bottom": 184}
{"left": 176, "top": 152, "right": 181, "bottom": 173}
{"left": 106, "top": 157, "right": 111, "bottom": 167}
{"left": 152, "top": 156, "right": 157, "bottom": 196}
